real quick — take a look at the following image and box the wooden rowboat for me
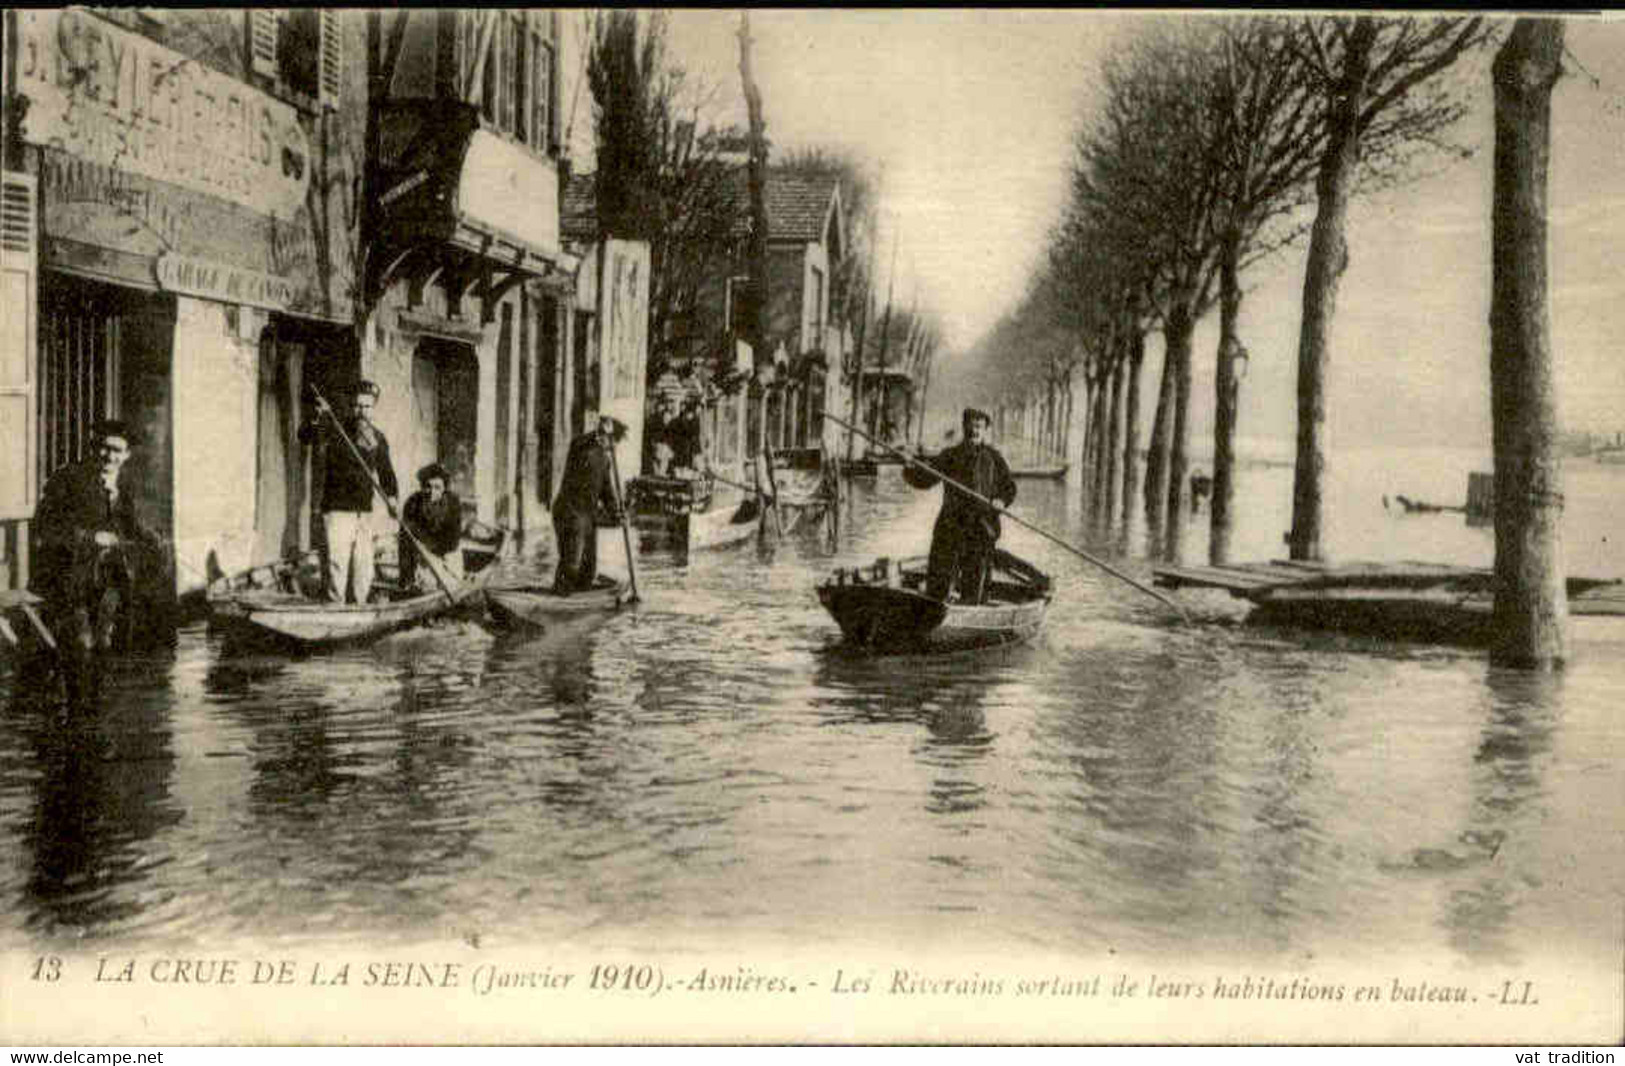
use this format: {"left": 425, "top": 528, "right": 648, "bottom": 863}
{"left": 207, "top": 532, "right": 506, "bottom": 647}
{"left": 817, "top": 550, "right": 1052, "bottom": 655}
{"left": 485, "top": 576, "right": 626, "bottom": 632}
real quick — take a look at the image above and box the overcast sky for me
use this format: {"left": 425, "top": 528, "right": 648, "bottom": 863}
{"left": 569, "top": 12, "right": 1625, "bottom": 448}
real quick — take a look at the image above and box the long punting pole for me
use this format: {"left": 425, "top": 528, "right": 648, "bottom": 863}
{"left": 311, "top": 385, "right": 458, "bottom": 600}
{"left": 825, "top": 412, "right": 1187, "bottom": 620}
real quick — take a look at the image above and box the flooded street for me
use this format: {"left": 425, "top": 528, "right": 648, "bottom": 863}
{"left": 2, "top": 462, "right": 1622, "bottom": 997}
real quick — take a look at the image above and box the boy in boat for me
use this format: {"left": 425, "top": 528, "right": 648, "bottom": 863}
{"left": 299, "top": 380, "right": 398, "bottom": 603}
{"left": 30, "top": 419, "right": 162, "bottom": 699}
{"left": 399, "top": 462, "right": 464, "bottom": 591}
{"left": 903, "top": 407, "right": 1017, "bottom": 604}
{"left": 551, "top": 413, "right": 626, "bottom": 594}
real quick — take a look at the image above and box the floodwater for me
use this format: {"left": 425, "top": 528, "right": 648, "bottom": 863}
{"left": 1, "top": 449, "right": 1621, "bottom": 990}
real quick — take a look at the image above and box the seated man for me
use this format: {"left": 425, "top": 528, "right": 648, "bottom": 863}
{"left": 30, "top": 419, "right": 161, "bottom": 699}
{"left": 399, "top": 463, "right": 464, "bottom": 591}
{"left": 902, "top": 407, "right": 1016, "bottom": 603}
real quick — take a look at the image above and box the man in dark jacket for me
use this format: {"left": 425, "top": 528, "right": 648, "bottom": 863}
{"left": 902, "top": 407, "right": 1016, "bottom": 603}
{"left": 31, "top": 419, "right": 160, "bottom": 677}
{"left": 551, "top": 414, "right": 624, "bottom": 594}
{"left": 299, "top": 380, "right": 398, "bottom": 603}
{"left": 399, "top": 462, "right": 464, "bottom": 591}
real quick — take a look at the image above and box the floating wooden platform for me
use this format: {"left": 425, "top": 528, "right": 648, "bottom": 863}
{"left": 1152, "top": 560, "right": 1625, "bottom": 645}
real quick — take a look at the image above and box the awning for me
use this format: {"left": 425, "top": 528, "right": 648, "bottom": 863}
{"left": 368, "top": 101, "right": 578, "bottom": 321}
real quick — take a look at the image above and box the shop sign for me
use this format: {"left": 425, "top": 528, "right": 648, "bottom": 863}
{"left": 601, "top": 240, "right": 649, "bottom": 402}
{"left": 155, "top": 254, "right": 296, "bottom": 312}
{"left": 16, "top": 9, "right": 311, "bottom": 217}
{"left": 456, "top": 130, "right": 558, "bottom": 256}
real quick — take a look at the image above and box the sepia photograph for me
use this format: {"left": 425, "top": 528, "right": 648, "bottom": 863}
{"left": 0, "top": 7, "right": 1621, "bottom": 1047}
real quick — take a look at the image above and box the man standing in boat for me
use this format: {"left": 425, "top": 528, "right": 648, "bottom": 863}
{"left": 31, "top": 419, "right": 163, "bottom": 698}
{"left": 399, "top": 462, "right": 464, "bottom": 591}
{"left": 552, "top": 413, "right": 626, "bottom": 594}
{"left": 299, "top": 380, "right": 398, "bottom": 604}
{"left": 903, "top": 407, "right": 1017, "bottom": 603}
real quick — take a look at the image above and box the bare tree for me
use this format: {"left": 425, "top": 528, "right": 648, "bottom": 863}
{"left": 1203, "top": 17, "right": 1324, "bottom": 563}
{"left": 1285, "top": 15, "right": 1494, "bottom": 561}
{"left": 1077, "top": 22, "right": 1230, "bottom": 561}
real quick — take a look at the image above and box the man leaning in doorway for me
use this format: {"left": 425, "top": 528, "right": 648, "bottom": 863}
{"left": 300, "top": 380, "right": 398, "bottom": 603}
{"left": 32, "top": 418, "right": 161, "bottom": 665}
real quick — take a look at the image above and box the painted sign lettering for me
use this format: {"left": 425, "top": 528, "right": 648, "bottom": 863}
{"left": 155, "top": 253, "right": 296, "bottom": 312}
{"left": 17, "top": 9, "right": 311, "bottom": 217}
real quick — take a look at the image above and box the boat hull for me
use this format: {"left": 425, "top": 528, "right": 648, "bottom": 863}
{"left": 485, "top": 579, "right": 625, "bottom": 631}
{"left": 817, "top": 554, "right": 1052, "bottom": 655}
{"left": 207, "top": 533, "right": 505, "bottom": 648}
{"left": 210, "top": 584, "right": 485, "bottom": 647}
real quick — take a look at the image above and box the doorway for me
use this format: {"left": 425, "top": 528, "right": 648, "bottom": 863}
{"left": 411, "top": 337, "right": 479, "bottom": 505}
{"left": 37, "top": 276, "right": 175, "bottom": 542}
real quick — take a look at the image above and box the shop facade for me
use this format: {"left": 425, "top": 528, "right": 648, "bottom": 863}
{"left": 2, "top": 8, "right": 364, "bottom": 594}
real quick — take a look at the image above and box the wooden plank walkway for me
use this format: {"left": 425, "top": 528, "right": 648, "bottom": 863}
{"left": 1152, "top": 560, "right": 1625, "bottom": 618}
{"left": 1, "top": 590, "right": 54, "bottom": 653}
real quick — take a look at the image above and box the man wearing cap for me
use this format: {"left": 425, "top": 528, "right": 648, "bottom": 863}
{"left": 551, "top": 413, "right": 625, "bottom": 594}
{"left": 903, "top": 407, "right": 1016, "bottom": 603}
{"left": 399, "top": 462, "right": 464, "bottom": 591}
{"left": 299, "top": 380, "right": 398, "bottom": 603}
{"left": 31, "top": 419, "right": 161, "bottom": 674}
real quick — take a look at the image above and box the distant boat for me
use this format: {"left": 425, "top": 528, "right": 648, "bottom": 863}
{"left": 621, "top": 472, "right": 762, "bottom": 552}
{"left": 1391, "top": 494, "right": 1465, "bottom": 515}
{"left": 817, "top": 550, "right": 1052, "bottom": 655}
{"left": 1010, "top": 461, "right": 1069, "bottom": 481}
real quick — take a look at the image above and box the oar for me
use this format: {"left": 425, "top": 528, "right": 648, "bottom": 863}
{"left": 824, "top": 412, "right": 1187, "bottom": 620}
{"left": 311, "top": 385, "right": 459, "bottom": 601}
{"left": 605, "top": 434, "right": 642, "bottom": 605}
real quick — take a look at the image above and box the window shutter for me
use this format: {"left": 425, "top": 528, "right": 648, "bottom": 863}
{"left": 319, "top": 10, "right": 342, "bottom": 110}
{"left": 547, "top": 38, "right": 559, "bottom": 154}
{"left": 0, "top": 172, "right": 39, "bottom": 520}
{"left": 249, "top": 10, "right": 280, "bottom": 78}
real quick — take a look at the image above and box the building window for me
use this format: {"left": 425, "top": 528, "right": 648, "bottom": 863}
{"left": 249, "top": 10, "right": 341, "bottom": 109}
{"left": 808, "top": 265, "right": 825, "bottom": 351}
{"left": 725, "top": 276, "right": 750, "bottom": 337}
{"left": 463, "top": 11, "right": 557, "bottom": 152}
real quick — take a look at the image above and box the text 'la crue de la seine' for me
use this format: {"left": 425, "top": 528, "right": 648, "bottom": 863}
{"left": 22, "top": 953, "right": 1554, "bottom": 1011}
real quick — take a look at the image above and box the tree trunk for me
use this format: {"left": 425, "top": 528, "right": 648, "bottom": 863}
{"left": 1211, "top": 229, "right": 1244, "bottom": 564}
{"left": 1289, "top": 17, "right": 1377, "bottom": 562}
{"left": 1090, "top": 373, "right": 1111, "bottom": 519}
{"left": 1490, "top": 18, "right": 1567, "bottom": 669}
{"left": 1162, "top": 299, "right": 1195, "bottom": 563}
{"left": 1105, "top": 355, "right": 1124, "bottom": 531}
{"left": 1143, "top": 342, "right": 1175, "bottom": 555}
{"left": 1120, "top": 331, "right": 1146, "bottom": 546}
{"left": 1060, "top": 366, "right": 1074, "bottom": 464}
{"left": 1078, "top": 378, "right": 1095, "bottom": 492}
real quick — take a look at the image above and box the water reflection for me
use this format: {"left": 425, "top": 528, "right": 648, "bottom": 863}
{"left": 14, "top": 661, "right": 182, "bottom": 936}
{"left": 1437, "top": 667, "right": 1560, "bottom": 963}
{"left": 812, "top": 650, "right": 1000, "bottom": 823}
